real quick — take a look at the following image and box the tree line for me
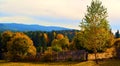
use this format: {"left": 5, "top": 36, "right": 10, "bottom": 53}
{"left": 0, "top": 29, "right": 117, "bottom": 62}
{"left": 0, "top": 30, "right": 79, "bottom": 61}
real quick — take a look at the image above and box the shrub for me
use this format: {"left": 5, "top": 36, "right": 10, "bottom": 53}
{"left": 52, "top": 45, "right": 62, "bottom": 52}
{"left": 41, "top": 50, "right": 53, "bottom": 62}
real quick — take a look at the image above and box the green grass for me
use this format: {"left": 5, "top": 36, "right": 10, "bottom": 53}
{"left": 0, "top": 59, "right": 120, "bottom": 66}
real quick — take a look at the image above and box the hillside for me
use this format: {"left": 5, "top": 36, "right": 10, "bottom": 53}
{"left": 0, "top": 23, "right": 72, "bottom": 32}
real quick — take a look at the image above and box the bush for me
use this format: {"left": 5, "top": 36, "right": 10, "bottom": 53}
{"left": 67, "top": 57, "right": 73, "bottom": 61}
{"left": 52, "top": 45, "right": 62, "bottom": 52}
{"left": 41, "top": 50, "right": 53, "bottom": 62}
{"left": 114, "top": 38, "right": 120, "bottom": 48}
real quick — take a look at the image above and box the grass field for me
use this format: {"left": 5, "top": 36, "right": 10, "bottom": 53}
{"left": 98, "top": 59, "right": 120, "bottom": 66}
{"left": 0, "top": 59, "right": 120, "bottom": 66}
{"left": 0, "top": 60, "right": 97, "bottom": 66}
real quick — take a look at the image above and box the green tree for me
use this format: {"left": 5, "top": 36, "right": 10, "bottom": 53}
{"left": 79, "top": 0, "right": 111, "bottom": 64}
{"left": 51, "top": 39, "right": 59, "bottom": 46}
{"left": 51, "top": 39, "right": 61, "bottom": 52}
{"left": 73, "top": 31, "right": 85, "bottom": 50}
{"left": 115, "top": 30, "right": 120, "bottom": 38}
{"left": 51, "top": 36, "right": 69, "bottom": 51}
{"left": 59, "top": 36, "right": 69, "bottom": 50}
{"left": 52, "top": 45, "right": 62, "bottom": 52}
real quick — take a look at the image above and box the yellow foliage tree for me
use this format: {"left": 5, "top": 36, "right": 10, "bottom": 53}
{"left": 44, "top": 33, "right": 49, "bottom": 43}
{"left": 7, "top": 32, "right": 36, "bottom": 61}
{"left": 51, "top": 35, "right": 69, "bottom": 51}
{"left": 1, "top": 31, "right": 13, "bottom": 52}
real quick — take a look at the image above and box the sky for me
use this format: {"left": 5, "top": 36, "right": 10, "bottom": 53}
{"left": 0, "top": 0, "right": 120, "bottom": 33}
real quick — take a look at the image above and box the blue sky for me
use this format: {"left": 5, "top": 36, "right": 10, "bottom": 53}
{"left": 0, "top": 0, "right": 120, "bottom": 33}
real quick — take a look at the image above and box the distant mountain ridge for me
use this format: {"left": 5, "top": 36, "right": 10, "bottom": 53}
{"left": 0, "top": 23, "right": 72, "bottom": 31}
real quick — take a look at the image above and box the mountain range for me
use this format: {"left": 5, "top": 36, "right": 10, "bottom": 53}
{"left": 0, "top": 23, "right": 72, "bottom": 32}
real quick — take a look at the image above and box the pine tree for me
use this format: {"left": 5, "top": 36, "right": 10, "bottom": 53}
{"left": 115, "top": 30, "right": 120, "bottom": 38}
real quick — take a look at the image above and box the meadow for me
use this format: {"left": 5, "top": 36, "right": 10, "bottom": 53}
{"left": 0, "top": 60, "right": 97, "bottom": 66}
{"left": 0, "top": 59, "right": 120, "bottom": 66}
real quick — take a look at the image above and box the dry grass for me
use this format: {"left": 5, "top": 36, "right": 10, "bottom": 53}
{"left": 99, "top": 59, "right": 120, "bottom": 66}
{"left": 1, "top": 59, "right": 120, "bottom": 66}
{"left": 0, "top": 60, "right": 97, "bottom": 66}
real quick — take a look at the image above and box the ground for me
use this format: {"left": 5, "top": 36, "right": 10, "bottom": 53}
{"left": 0, "top": 59, "right": 120, "bottom": 66}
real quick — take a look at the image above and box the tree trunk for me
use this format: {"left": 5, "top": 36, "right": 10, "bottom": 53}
{"left": 94, "top": 49, "right": 98, "bottom": 64}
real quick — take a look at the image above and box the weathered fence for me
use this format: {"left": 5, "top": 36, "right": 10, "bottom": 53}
{"left": 35, "top": 47, "right": 118, "bottom": 61}
{"left": 88, "top": 47, "right": 116, "bottom": 60}
{"left": 36, "top": 50, "right": 88, "bottom": 61}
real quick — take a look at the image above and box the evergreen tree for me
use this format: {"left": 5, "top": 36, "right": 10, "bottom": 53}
{"left": 115, "top": 30, "right": 120, "bottom": 38}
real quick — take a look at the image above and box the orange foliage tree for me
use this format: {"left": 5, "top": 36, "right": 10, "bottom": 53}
{"left": 56, "top": 34, "right": 64, "bottom": 40}
{"left": 2, "top": 31, "right": 36, "bottom": 61}
{"left": 1, "top": 31, "right": 13, "bottom": 52}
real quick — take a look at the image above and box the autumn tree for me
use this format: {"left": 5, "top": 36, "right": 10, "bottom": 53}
{"left": 56, "top": 34, "right": 64, "bottom": 40}
{"left": 1, "top": 31, "right": 13, "bottom": 52}
{"left": 51, "top": 35, "right": 69, "bottom": 52}
{"left": 44, "top": 33, "right": 49, "bottom": 43}
{"left": 6, "top": 32, "right": 36, "bottom": 61}
{"left": 53, "top": 32, "right": 56, "bottom": 39}
{"left": 73, "top": 31, "right": 85, "bottom": 50}
{"left": 59, "top": 36, "right": 69, "bottom": 50}
{"left": 107, "top": 30, "right": 115, "bottom": 47}
{"left": 79, "top": 0, "right": 111, "bottom": 64}
{"left": 51, "top": 38, "right": 62, "bottom": 52}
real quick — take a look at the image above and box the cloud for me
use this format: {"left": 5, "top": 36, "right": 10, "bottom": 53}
{"left": 0, "top": 0, "right": 120, "bottom": 20}
{"left": 0, "top": 16, "right": 36, "bottom": 24}
{"left": 102, "top": 0, "right": 120, "bottom": 20}
{"left": 0, "top": 0, "right": 120, "bottom": 30}
{"left": 0, "top": 16, "right": 51, "bottom": 27}
{"left": 0, "top": 0, "right": 89, "bottom": 20}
